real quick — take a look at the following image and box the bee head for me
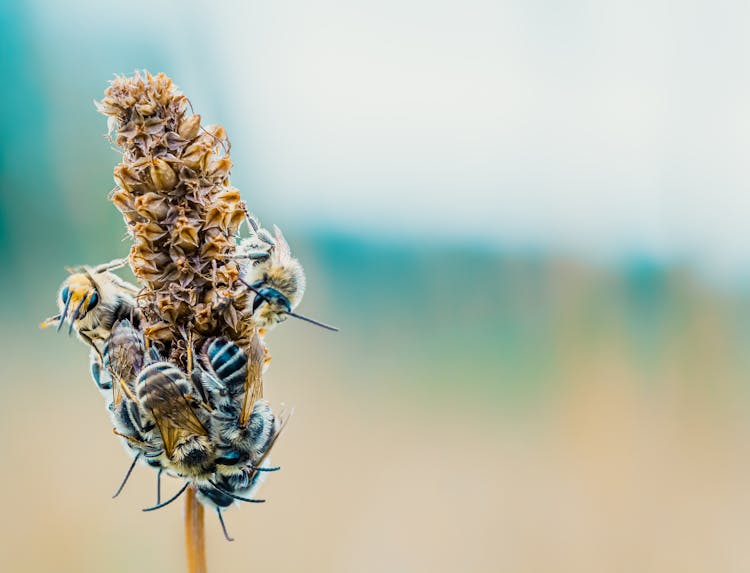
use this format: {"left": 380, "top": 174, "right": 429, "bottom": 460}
{"left": 248, "top": 262, "right": 305, "bottom": 326}
{"left": 56, "top": 272, "right": 100, "bottom": 333}
{"left": 264, "top": 260, "right": 306, "bottom": 308}
{"left": 241, "top": 276, "right": 339, "bottom": 332}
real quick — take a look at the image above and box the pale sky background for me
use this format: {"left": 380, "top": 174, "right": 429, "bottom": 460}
{"left": 25, "top": 0, "right": 750, "bottom": 281}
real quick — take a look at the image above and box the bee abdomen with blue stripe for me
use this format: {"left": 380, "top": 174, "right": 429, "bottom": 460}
{"left": 201, "top": 338, "right": 248, "bottom": 396}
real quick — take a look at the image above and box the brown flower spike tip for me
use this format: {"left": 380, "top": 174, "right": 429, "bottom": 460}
{"left": 96, "top": 71, "right": 252, "bottom": 366}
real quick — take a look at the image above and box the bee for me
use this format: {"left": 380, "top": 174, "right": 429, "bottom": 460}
{"left": 197, "top": 338, "right": 286, "bottom": 479}
{"left": 190, "top": 335, "right": 287, "bottom": 540}
{"left": 237, "top": 219, "right": 337, "bottom": 332}
{"left": 196, "top": 336, "right": 277, "bottom": 462}
{"left": 41, "top": 258, "right": 141, "bottom": 357}
{"left": 136, "top": 361, "right": 215, "bottom": 480}
{"left": 102, "top": 319, "right": 165, "bottom": 498}
{"left": 239, "top": 224, "right": 305, "bottom": 329}
{"left": 134, "top": 340, "right": 275, "bottom": 543}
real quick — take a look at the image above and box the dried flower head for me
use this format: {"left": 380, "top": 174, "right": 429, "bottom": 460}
{"left": 97, "top": 70, "right": 253, "bottom": 355}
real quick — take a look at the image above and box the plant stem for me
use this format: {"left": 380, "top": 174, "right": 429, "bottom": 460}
{"left": 185, "top": 486, "right": 207, "bottom": 573}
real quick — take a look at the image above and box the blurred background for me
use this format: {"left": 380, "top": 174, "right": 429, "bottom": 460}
{"left": 2, "top": 0, "right": 750, "bottom": 571}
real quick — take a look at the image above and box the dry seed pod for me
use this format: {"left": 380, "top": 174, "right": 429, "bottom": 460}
{"left": 150, "top": 158, "right": 177, "bottom": 190}
{"left": 171, "top": 216, "right": 200, "bottom": 251}
{"left": 178, "top": 114, "right": 201, "bottom": 140}
{"left": 113, "top": 164, "right": 141, "bottom": 193}
{"left": 110, "top": 189, "right": 136, "bottom": 216}
{"left": 134, "top": 193, "right": 170, "bottom": 220}
{"left": 132, "top": 221, "right": 168, "bottom": 242}
{"left": 208, "top": 156, "right": 232, "bottom": 180}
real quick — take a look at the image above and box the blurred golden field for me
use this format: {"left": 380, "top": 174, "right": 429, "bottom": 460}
{"left": 3, "top": 250, "right": 750, "bottom": 572}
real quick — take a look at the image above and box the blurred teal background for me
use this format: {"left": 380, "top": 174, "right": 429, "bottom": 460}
{"left": 3, "top": 1, "right": 750, "bottom": 572}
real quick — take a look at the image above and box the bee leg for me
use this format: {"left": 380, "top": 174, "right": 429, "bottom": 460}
{"left": 156, "top": 467, "right": 163, "bottom": 504}
{"left": 142, "top": 481, "right": 189, "bottom": 512}
{"left": 39, "top": 314, "right": 62, "bottom": 329}
{"left": 112, "top": 428, "right": 158, "bottom": 453}
{"left": 112, "top": 452, "right": 141, "bottom": 498}
{"left": 89, "top": 353, "right": 112, "bottom": 391}
{"left": 185, "top": 394, "right": 214, "bottom": 414}
{"left": 92, "top": 257, "right": 129, "bottom": 273}
{"left": 190, "top": 369, "right": 213, "bottom": 405}
{"left": 116, "top": 376, "right": 138, "bottom": 403}
{"left": 251, "top": 465, "right": 281, "bottom": 472}
{"left": 186, "top": 330, "right": 194, "bottom": 371}
{"left": 243, "top": 206, "right": 259, "bottom": 233}
{"left": 216, "top": 509, "right": 234, "bottom": 542}
{"left": 79, "top": 331, "right": 104, "bottom": 363}
{"left": 208, "top": 480, "right": 265, "bottom": 504}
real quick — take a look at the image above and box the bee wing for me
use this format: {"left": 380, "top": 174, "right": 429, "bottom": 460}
{"left": 104, "top": 320, "right": 144, "bottom": 405}
{"left": 271, "top": 225, "right": 292, "bottom": 263}
{"left": 108, "top": 320, "right": 144, "bottom": 379}
{"left": 239, "top": 330, "right": 266, "bottom": 428}
{"left": 159, "top": 416, "right": 206, "bottom": 460}
{"left": 112, "top": 373, "right": 124, "bottom": 406}
{"left": 252, "top": 404, "right": 292, "bottom": 470}
{"left": 137, "top": 364, "right": 209, "bottom": 457}
{"left": 104, "top": 337, "right": 123, "bottom": 406}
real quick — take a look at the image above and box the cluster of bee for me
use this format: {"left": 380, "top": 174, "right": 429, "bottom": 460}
{"left": 42, "top": 218, "right": 336, "bottom": 541}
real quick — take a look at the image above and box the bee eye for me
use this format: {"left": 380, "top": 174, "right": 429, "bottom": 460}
{"left": 87, "top": 291, "right": 99, "bottom": 310}
{"left": 253, "top": 287, "right": 291, "bottom": 313}
{"left": 270, "top": 291, "right": 291, "bottom": 312}
{"left": 60, "top": 286, "right": 70, "bottom": 304}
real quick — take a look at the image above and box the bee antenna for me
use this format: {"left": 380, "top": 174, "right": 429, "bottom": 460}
{"left": 216, "top": 509, "right": 234, "bottom": 542}
{"left": 112, "top": 453, "right": 141, "bottom": 498}
{"left": 208, "top": 480, "right": 266, "bottom": 504}
{"left": 285, "top": 311, "right": 340, "bottom": 332}
{"left": 57, "top": 297, "right": 72, "bottom": 333}
{"left": 142, "top": 481, "right": 190, "bottom": 512}
{"left": 239, "top": 278, "right": 263, "bottom": 297}
{"left": 68, "top": 297, "right": 87, "bottom": 336}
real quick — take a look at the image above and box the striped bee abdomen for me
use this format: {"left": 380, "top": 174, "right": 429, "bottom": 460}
{"left": 136, "top": 362, "right": 193, "bottom": 411}
{"left": 202, "top": 338, "right": 247, "bottom": 396}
